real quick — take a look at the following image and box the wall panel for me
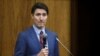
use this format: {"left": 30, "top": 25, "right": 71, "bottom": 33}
{"left": 0, "top": 0, "right": 35, "bottom": 56}
{"left": 0, "top": 0, "right": 4, "bottom": 55}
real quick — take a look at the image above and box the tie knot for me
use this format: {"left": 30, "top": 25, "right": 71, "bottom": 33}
{"left": 40, "top": 31, "right": 43, "bottom": 35}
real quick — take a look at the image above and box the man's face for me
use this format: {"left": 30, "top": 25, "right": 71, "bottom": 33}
{"left": 32, "top": 9, "right": 48, "bottom": 28}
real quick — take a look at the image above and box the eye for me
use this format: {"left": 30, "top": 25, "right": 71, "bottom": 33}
{"left": 42, "top": 13, "right": 47, "bottom": 16}
{"left": 36, "top": 13, "right": 41, "bottom": 16}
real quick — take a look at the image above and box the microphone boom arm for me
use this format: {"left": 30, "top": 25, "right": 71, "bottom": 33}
{"left": 56, "top": 38, "right": 74, "bottom": 56}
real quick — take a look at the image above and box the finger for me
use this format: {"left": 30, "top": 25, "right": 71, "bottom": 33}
{"left": 42, "top": 48, "right": 48, "bottom": 51}
{"left": 42, "top": 50, "right": 48, "bottom": 53}
{"left": 44, "top": 52, "right": 48, "bottom": 56}
{"left": 42, "top": 49, "right": 49, "bottom": 55}
{"left": 44, "top": 52, "right": 48, "bottom": 55}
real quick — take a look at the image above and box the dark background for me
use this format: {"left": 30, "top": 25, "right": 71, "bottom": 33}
{"left": 71, "top": 0, "right": 95, "bottom": 56}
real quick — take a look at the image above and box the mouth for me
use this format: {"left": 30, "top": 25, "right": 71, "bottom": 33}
{"left": 39, "top": 21, "right": 45, "bottom": 23}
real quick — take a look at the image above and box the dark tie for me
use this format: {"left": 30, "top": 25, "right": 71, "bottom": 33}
{"left": 40, "top": 31, "right": 44, "bottom": 48}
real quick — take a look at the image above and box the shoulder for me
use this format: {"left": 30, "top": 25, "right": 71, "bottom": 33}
{"left": 19, "top": 26, "right": 33, "bottom": 34}
{"left": 16, "top": 26, "right": 34, "bottom": 40}
{"left": 17, "top": 26, "right": 34, "bottom": 37}
{"left": 45, "top": 28, "right": 58, "bottom": 36}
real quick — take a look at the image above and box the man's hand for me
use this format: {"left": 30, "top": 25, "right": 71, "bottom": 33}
{"left": 37, "top": 47, "right": 49, "bottom": 56}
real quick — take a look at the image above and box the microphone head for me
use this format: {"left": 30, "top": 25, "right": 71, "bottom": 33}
{"left": 43, "top": 33, "right": 47, "bottom": 48}
{"left": 43, "top": 33, "right": 47, "bottom": 38}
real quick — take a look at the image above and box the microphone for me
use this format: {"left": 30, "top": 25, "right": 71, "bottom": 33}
{"left": 56, "top": 37, "right": 74, "bottom": 56}
{"left": 43, "top": 34, "right": 47, "bottom": 48}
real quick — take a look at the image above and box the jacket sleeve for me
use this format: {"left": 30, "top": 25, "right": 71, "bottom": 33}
{"left": 14, "top": 32, "right": 39, "bottom": 56}
{"left": 14, "top": 32, "right": 27, "bottom": 56}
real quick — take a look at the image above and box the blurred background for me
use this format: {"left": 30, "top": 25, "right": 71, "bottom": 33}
{"left": 0, "top": 0, "right": 93, "bottom": 56}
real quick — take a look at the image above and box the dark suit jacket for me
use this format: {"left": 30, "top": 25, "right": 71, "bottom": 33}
{"left": 14, "top": 26, "right": 59, "bottom": 56}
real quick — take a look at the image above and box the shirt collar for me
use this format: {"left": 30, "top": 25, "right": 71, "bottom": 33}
{"left": 33, "top": 25, "right": 45, "bottom": 35}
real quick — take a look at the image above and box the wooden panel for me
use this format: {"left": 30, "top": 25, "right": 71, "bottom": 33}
{"left": 0, "top": 0, "right": 35, "bottom": 56}
{"left": 36, "top": 0, "right": 71, "bottom": 56}
{"left": 55, "top": 1, "right": 71, "bottom": 56}
{"left": 0, "top": 0, "right": 4, "bottom": 55}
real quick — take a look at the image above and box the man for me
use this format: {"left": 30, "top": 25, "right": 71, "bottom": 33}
{"left": 14, "top": 2, "right": 59, "bottom": 56}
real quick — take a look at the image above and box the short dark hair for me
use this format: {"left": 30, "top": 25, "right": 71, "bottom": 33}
{"left": 31, "top": 2, "right": 49, "bottom": 14}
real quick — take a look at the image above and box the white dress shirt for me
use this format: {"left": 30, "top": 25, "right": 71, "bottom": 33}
{"left": 33, "top": 25, "right": 48, "bottom": 48}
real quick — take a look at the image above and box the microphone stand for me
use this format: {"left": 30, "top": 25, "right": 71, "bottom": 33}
{"left": 56, "top": 38, "right": 74, "bottom": 56}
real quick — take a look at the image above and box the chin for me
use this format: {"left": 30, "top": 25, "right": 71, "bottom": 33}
{"left": 36, "top": 25, "right": 44, "bottom": 29}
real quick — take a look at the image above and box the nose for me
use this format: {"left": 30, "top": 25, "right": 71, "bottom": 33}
{"left": 40, "top": 15, "right": 43, "bottom": 20}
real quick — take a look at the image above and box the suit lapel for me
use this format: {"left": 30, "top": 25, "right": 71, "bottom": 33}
{"left": 30, "top": 26, "right": 41, "bottom": 49}
{"left": 45, "top": 29, "right": 54, "bottom": 55}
